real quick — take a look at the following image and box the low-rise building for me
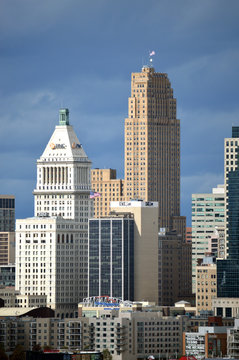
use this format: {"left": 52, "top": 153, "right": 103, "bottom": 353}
{"left": 228, "top": 318, "right": 239, "bottom": 358}
{"left": 0, "top": 308, "right": 187, "bottom": 360}
{"left": 184, "top": 326, "right": 229, "bottom": 360}
{"left": 212, "top": 297, "right": 239, "bottom": 317}
{"left": 0, "top": 287, "right": 47, "bottom": 308}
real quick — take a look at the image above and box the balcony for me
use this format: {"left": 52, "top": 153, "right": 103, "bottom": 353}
{"left": 57, "top": 335, "right": 65, "bottom": 341}
{"left": 69, "top": 323, "right": 81, "bottom": 329}
{"left": 57, "top": 341, "right": 65, "bottom": 348}
{"left": 69, "top": 333, "right": 81, "bottom": 337}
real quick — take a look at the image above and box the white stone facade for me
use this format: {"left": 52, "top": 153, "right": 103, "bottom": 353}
{"left": 15, "top": 109, "right": 93, "bottom": 317}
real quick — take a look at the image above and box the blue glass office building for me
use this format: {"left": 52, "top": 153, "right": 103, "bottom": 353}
{"left": 88, "top": 217, "right": 134, "bottom": 301}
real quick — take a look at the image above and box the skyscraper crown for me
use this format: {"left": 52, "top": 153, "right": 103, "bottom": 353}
{"left": 59, "top": 108, "right": 70, "bottom": 126}
{"left": 39, "top": 109, "right": 89, "bottom": 161}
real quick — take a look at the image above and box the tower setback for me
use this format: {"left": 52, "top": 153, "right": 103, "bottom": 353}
{"left": 124, "top": 66, "right": 181, "bottom": 231}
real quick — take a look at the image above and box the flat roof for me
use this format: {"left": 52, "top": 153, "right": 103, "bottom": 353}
{"left": 0, "top": 307, "right": 38, "bottom": 317}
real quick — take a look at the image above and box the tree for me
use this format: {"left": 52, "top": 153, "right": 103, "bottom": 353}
{"left": 10, "top": 344, "right": 25, "bottom": 360}
{"left": 43, "top": 345, "right": 52, "bottom": 351}
{"left": 0, "top": 343, "right": 8, "bottom": 360}
{"left": 32, "top": 344, "right": 42, "bottom": 352}
{"left": 102, "top": 349, "right": 112, "bottom": 360}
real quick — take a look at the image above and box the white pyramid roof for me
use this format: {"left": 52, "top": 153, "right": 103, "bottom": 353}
{"left": 40, "top": 109, "right": 89, "bottom": 161}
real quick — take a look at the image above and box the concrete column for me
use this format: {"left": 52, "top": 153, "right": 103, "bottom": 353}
{"left": 43, "top": 167, "right": 46, "bottom": 184}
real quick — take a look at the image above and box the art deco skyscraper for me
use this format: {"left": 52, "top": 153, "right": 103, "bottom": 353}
{"left": 124, "top": 66, "right": 182, "bottom": 230}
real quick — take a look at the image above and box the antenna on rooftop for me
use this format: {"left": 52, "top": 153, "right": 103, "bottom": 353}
{"left": 149, "top": 50, "right": 156, "bottom": 67}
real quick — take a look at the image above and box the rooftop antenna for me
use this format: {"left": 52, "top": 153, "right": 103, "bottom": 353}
{"left": 149, "top": 50, "right": 156, "bottom": 67}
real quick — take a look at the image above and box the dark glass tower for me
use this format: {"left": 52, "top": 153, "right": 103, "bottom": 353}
{"left": 0, "top": 195, "right": 15, "bottom": 232}
{"left": 232, "top": 126, "right": 239, "bottom": 138}
{"left": 88, "top": 217, "right": 134, "bottom": 300}
{"left": 217, "top": 130, "right": 239, "bottom": 297}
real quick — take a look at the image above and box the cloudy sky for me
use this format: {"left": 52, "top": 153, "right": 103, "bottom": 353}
{"left": 1, "top": 0, "right": 238, "bottom": 224}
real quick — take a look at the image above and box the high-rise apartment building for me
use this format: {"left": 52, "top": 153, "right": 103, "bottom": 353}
{"left": 191, "top": 185, "right": 225, "bottom": 292}
{"left": 124, "top": 66, "right": 182, "bottom": 231}
{"left": 88, "top": 215, "right": 134, "bottom": 300}
{"left": 91, "top": 169, "right": 124, "bottom": 217}
{"left": 16, "top": 109, "right": 93, "bottom": 318}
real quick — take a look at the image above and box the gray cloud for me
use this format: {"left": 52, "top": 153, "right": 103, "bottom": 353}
{"left": 0, "top": 0, "right": 238, "bottom": 224}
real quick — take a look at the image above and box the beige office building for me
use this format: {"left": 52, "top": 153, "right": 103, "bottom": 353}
{"left": 91, "top": 169, "right": 124, "bottom": 217}
{"left": 92, "top": 66, "right": 185, "bottom": 234}
{"left": 111, "top": 200, "right": 159, "bottom": 304}
{"left": 196, "top": 255, "right": 217, "bottom": 315}
{"left": 124, "top": 66, "right": 183, "bottom": 231}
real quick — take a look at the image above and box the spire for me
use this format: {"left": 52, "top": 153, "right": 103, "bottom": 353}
{"left": 59, "top": 108, "right": 70, "bottom": 126}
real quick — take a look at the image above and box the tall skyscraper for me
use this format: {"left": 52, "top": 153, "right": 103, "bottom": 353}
{"left": 16, "top": 109, "right": 93, "bottom": 317}
{"left": 124, "top": 66, "right": 182, "bottom": 230}
{"left": 89, "top": 66, "right": 190, "bottom": 304}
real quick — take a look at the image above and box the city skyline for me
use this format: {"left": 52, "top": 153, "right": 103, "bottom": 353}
{"left": 0, "top": 1, "right": 239, "bottom": 224}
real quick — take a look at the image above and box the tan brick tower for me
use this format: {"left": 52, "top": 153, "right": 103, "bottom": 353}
{"left": 124, "top": 66, "right": 181, "bottom": 230}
